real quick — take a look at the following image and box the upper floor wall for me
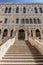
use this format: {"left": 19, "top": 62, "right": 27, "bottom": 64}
{"left": 0, "top": 3, "right": 43, "bottom": 14}
{"left": 0, "top": 3, "right": 43, "bottom": 25}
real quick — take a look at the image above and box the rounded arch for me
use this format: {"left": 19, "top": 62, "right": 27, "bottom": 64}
{"left": 3, "top": 29, "right": 8, "bottom": 38}
{"left": 23, "top": 7, "right": 26, "bottom": 13}
{"left": 18, "top": 29, "right": 25, "bottom": 40}
{"left": 19, "top": 29, "right": 25, "bottom": 32}
{"left": 35, "top": 29, "right": 41, "bottom": 39}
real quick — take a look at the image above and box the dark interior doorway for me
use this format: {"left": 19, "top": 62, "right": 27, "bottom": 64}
{"left": 36, "top": 29, "right": 41, "bottom": 39}
{"left": 18, "top": 29, "right": 25, "bottom": 40}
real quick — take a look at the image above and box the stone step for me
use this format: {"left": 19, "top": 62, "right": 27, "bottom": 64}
{"left": 3, "top": 55, "right": 43, "bottom": 59}
{"left": 0, "top": 58, "right": 43, "bottom": 62}
{"left": 1, "top": 40, "right": 42, "bottom": 65}
{"left": 0, "top": 63, "right": 43, "bottom": 65}
{"left": 4, "top": 53, "right": 43, "bottom": 56}
{"left": 5, "top": 53, "right": 41, "bottom": 55}
{"left": 0, "top": 61, "right": 43, "bottom": 65}
{"left": 6, "top": 51, "right": 40, "bottom": 54}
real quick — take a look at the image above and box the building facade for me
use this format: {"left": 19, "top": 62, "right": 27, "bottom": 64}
{"left": 0, "top": 3, "right": 43, "bottom": 40}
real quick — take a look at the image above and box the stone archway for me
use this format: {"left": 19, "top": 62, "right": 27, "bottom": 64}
{"left": 3, "top": 29, "right": 8, "bottom": 38}
{"left": 18, "top": 29, "right": 25, "bottom": 40}
{"left": 35, "top": 29, "right": 41, "bottom": 39}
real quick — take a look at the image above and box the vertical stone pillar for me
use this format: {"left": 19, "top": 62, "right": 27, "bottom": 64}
{"left": 0, "top": 30, "right": 3, "bottom": 39}
{"left": 19, "top": 19, "right": 20, "bottom": 24}
{"left": 33, "top": 30, "right": 36, "bottom": 38}
{"left": 25, "top": 31, "right": 28, "bottom": 40}
{"left": 29, "top": 29, "right": 31, "bottom": 37}
{"left": 0, "top": 32, "right": 2, "bottom": 39}
{"left": 8, "top": 30, "right": 10, "bottom": 38}
{"left": 16, "top": 31, "right": 18, "bottom": 40}
{"left": 40, "top": 30, "right": 43, "bottom": 39}
{"left": 12, "top": 30, "right": 14, "bottom": 38}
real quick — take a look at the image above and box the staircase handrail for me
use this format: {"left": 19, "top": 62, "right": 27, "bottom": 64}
{"left": 29, "top": 37, "right": 43, "bottom": 55}
{"left": 0, "top": 37, "right": 15, "bottom": 59}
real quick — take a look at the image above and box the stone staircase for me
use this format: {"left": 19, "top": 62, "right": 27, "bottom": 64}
{"left": 0, "top": 40, "right": 43, "bottom": 65}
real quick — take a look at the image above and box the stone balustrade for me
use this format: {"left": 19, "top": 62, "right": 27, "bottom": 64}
{"left": 29, "top": 37, "right": 43, "bottom": 55}
{"left": 0, "top": 37, "right": 15, "bottom": 59}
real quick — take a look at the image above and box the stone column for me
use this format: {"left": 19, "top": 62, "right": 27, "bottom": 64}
{"left": 25, "top": 31, "right": 28, "bottom": 40}
{"left": 40, "top": 30, "right": 43, "bottom": 39}
{"left": 29, "top": 29, "right": 31, "bottom": 37}
{"left": 19, "top": 19, "right": 20, "bottom": 24}
{"left": 0, "top": 30, "right": 3, "bottom": 39}
{"left": 33, "top": 30, "right": 36, "bottom": 38}
{"left": 8, "top": 30, "right": 10, "bottom": 38}
{"left": 16, "top": 31, "right": 18, "bottom": 40}
{"left": 0, "top": 32, "right": 2, "bottom": 39}
{"left": 13, "top": 27, "right": 16, "bottom": 37}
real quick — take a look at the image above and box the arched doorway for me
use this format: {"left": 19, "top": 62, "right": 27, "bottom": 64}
{"left": 18, "top": 29, "right": 25, "bottom": 40}
{"left": 36, "top": 29, "right": 41, "bottom": 39}
{"left": 10, "top": 30, "right": 13, "bottom": 37}
{"left": 3, "top": 29, "right": 8, "bottom": 38}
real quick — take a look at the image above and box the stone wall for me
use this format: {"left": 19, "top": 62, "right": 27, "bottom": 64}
{"left": 0, "top": 3, "right": 43, "bottom": 40}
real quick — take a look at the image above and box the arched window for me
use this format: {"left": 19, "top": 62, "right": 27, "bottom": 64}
{"left": 33, "top": 18, "right": 37, "bottom": 24}
{"left": 26, "top": 19, "right": 29, "bottom": 24}
{"left": 37, "top": 18, "right": 41, "bottom": 24}
{"left": 5, "top": 7, "right": 8, "bottom": 13}
{"left": 16, "top": 7, "right": 19, "bottom": 13}
{"left": 21, "top": 19, "right": 25, "bottom": 24}
{"left": 34, "top": 7, "right": 38, "bottom": 13}
{"left": 30, "top": 18, "right": 33, "bottom": 24}
{"left": 39, "top": 7, "right": 43, "bottom": 13}
{"left": 4, "top": 18, "right": 7, "bottom": 24}
{"left": 23, "top": 7, "right": 26, "bottom": 13}
{"left": 16, "top": 18, "right": 19, "bottom": 24}
{"left": 8, "top": 7, "right": 11, "bottom": 13}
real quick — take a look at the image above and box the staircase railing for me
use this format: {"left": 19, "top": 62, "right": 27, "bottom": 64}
{"left": 29, "top": 37, "right": 43, "bottom": 55}
{"left": 0, "top": 37, "right": 15, "bottom": 59}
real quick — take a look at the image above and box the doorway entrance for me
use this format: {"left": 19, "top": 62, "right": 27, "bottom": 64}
{"left": 18, "top": 29, "right": 25, "bottom": 40}
{"left": 36, "top": 29, "right": 41, "bottom": 39}
{"left": 3, "top": 29, "right": 8, "bottom": 38}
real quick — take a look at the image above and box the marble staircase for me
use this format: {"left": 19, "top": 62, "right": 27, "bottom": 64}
{"left": 0, "top": 40, "right": 43, "bottom": 65}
